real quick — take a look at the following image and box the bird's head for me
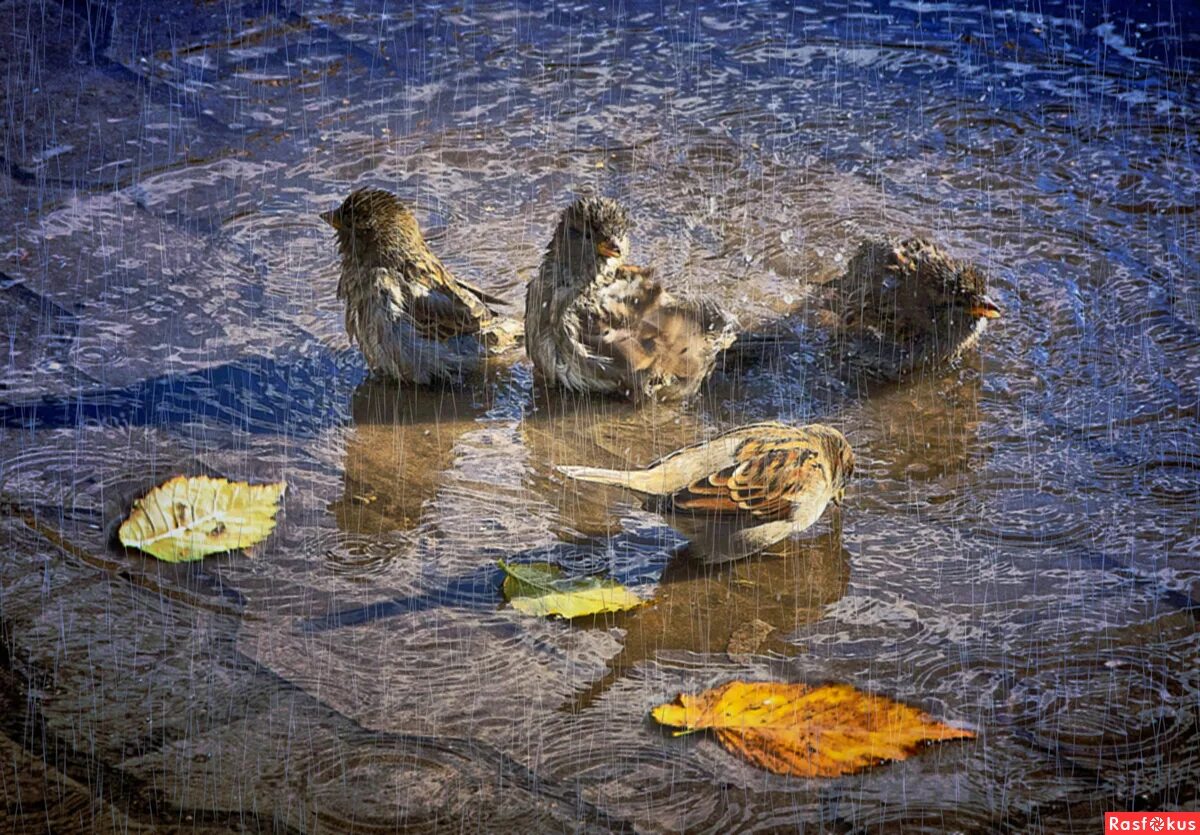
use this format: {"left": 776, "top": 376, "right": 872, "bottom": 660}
{"left": 931, "top": 253, "right": 1002, "bottom": 365}
{"left": 864, "top": 238, "right": 1002, "bottom": 326}
{"left": 844, "top": 238, "right": 1002, "bottom": 372}
{"left": 947, "top": 260, "right": 1002, "bottom": 326}
{"left": 812, "top": 425, "right": 855, "bottom": 506}
{"left": 320, "top": 188, "right": 424, "bottom": 260}
{"left": 549, "top": 196, "right": 633, "bottom": 282}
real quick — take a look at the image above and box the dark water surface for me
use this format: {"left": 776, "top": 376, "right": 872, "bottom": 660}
{"left": 1, "top": 0, "right": 1197, "bottom": 831}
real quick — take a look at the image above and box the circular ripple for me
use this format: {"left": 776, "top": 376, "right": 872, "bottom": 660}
{"left": 305, "top": 748, "right": 469, "bottom": 832}
{"left": 1006, "top": 644, "right": 1199, "bottom": 770}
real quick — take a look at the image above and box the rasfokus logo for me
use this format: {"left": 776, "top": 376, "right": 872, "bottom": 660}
{"left": 1105, "top": 813, "right": 1200, "bottom": 832}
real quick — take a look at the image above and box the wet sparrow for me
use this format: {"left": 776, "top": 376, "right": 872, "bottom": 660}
{"left": 525, "top": 197, "right": 738, "bottom": 401}
{"left": 831, "top": 237, "right": 1001, "bottom": 380}
{"left": 322, "top": 188, "right": 522, "bottom": 384}
{"left": 559, "top": 422, "right": 854, "bottom": 562}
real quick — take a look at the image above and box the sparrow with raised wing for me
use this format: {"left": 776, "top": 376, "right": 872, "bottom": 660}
{"left": 321, "top": 188, "right": 521, "bottom": 384}
{"left": 525, "top": 196, "right": 738, "bottom": 401}
{"left": 559, "top": 422, "right": 854, "bottom": 562}
{"left": 831, "top": 237, "right": 1001, "bottom": 380}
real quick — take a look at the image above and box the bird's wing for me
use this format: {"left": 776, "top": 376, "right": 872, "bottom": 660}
{"left": 404, "top": 258, "right": 499, "bottom": 341}
{"left": 666, "top": 433, "right": 825, "bottom": 520}
{"left": 451, "top": 274, "right": 510, "bottom": 311}
{"left": 578, "top": 279, "right": 736, "bottom": 394}
{"left": 423, "top": 259, "right": 507, "bottom": 315}
{"left": 567, "top": 318, "right": 642, "bottom": 392}
{"left": 567, "top": 270, "right": 665, "bottom": 387}
{"left": 837, "top": 238, "right": 940, "bottom": 337}
{"left": 578, "top": 317, "right": 654, "bottom": 371}
{"left": 638, "top": 296, "right": 736, "bottom": 379}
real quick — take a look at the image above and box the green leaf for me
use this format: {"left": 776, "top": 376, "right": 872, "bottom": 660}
{"left": 499, "top": 561, "right": 646, "bottom": 619}
{"left": 118, "top": 475, "right": 286, "bottom": 562}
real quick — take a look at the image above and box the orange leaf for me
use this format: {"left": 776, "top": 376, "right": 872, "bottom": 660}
{"left": 651, "top": 681, "right": 974, "bottom": 777}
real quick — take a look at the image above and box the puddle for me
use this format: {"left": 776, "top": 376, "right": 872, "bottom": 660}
{"left": 1, "top": 0, "right": 1197, "bottom": 829}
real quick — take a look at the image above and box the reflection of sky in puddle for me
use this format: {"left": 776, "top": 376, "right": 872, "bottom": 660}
{"left": 0, "top": 0, "right": 1197, "bottom": 829}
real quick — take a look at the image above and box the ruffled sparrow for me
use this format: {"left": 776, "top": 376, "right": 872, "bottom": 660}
{"left": 525, "top": 196, "right": 737, "bottom": 401}
{"left": 831, "top": 237, "right": 1001, "bottom": 379}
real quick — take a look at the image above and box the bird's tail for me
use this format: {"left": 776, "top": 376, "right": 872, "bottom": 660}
{"left": 481, "top": 317, "right": 524, "bottom": 354}
{"left": 558, "top": 465, "right": 660, "bottom": 493}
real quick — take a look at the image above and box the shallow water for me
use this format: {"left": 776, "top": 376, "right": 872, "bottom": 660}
{"left": 1, "top": 0, "right": 1197, "bottom": 831}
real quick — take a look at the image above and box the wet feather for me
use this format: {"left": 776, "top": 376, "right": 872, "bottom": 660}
{"left": 323, "top": 188, "right": 522, "bottom": 383}
{"left": 559, "top": 422, "right": 854, "bottom": 562}
{"left": 525, "top": 197, "right": 738, "bottom": 401}
{"left": 831, "top": 237, "right": 1000, "bottom": 379}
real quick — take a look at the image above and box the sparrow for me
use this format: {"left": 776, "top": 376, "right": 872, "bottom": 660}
{"left": 558, "top": 422, "right": 854, "bottom": 562}
{"left": 525, "top": 196, "right": 738, "bottom": 401}
{"left": 321, "top": 188, "right": 522, "bottom": 384}
{"left": 830, "top": 237, "right": 1002, "bottom": 380}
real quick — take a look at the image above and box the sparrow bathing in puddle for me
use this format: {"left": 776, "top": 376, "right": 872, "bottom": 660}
{"left": 321, "top": 188, "right": 522, "bottom": 384}
{"left": 559, "top": 422, "right": 854, "bottom": 563}
{"left": 830, "top": 237, "right": 1002, "bottom": 380}
{"left": 525, "top": 196, "right": 738, "bottom": 401}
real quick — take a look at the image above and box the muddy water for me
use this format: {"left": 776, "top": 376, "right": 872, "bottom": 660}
{"left": 1, "top": 0, "right": 1197, "bottom": 831}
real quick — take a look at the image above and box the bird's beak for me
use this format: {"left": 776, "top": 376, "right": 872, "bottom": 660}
{"left": 969, "top": 295, "right": 1002, "bottom": 320}
{"left": 319, "top": 210, "right": 342, "bottom": 230}
{"left": 596, "top": 240, "right": 621, "bottom": 259}
{"left": 833, "top": 487, "right": 845, "bottom": 507}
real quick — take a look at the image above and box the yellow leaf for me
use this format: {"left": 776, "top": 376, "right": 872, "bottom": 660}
{"left": 651, "top": 680, "right": 974, "bottom": 777}
{"left": 499, "top": 561, "right": 646, "bottom": 619}
{"left": 118, "top": 475, "right": 286, "bottom": 562}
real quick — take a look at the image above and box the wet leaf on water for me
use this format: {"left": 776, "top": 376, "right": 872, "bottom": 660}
{"left": 726, "top": 619, "right": 775, "bottom": 664}
{"left": 499, "top": 561, "right": 646, "bottom": 619}
{"left": 651, "top": 680, "right": 974, "bottom": 777}
{"left": 118, "top": 475, "right": 286, "bottom": 562}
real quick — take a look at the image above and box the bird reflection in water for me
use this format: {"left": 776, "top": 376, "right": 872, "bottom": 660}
{"left": 329, "top": 377, "right": 491, "bottom": 536}
{"left": 564, "top": 527, "right": 852, "bottom": 713}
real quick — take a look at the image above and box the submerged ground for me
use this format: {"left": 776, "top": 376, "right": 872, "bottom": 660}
{"left": 1, "top": 0, "right": 1197, "bottom": 831}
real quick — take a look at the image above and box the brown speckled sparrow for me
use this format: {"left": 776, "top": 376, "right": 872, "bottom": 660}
{"left": 831, "top": 237, "right": 1001, "bottom": 380}
{"left": 321, "top": 188, "right": 522, "bottom": 384}
{"left": 525, "top": 196, "right": 738, "bottom": 401}
{"left": 559, "top": 422, "right": 853, "bottom": 562}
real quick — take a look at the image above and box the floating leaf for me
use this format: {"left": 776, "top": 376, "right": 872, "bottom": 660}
{"left": 726, "top": 619, "right": 775, "bottom": 664}
{"left": 499, "top": 561, "right": 646, "bottom": 619}
{"left": 651, "top": 680, "right": 974, "bottom": 777}
{"left": 119, "top": 475, "right": 286, "bottom": 562}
